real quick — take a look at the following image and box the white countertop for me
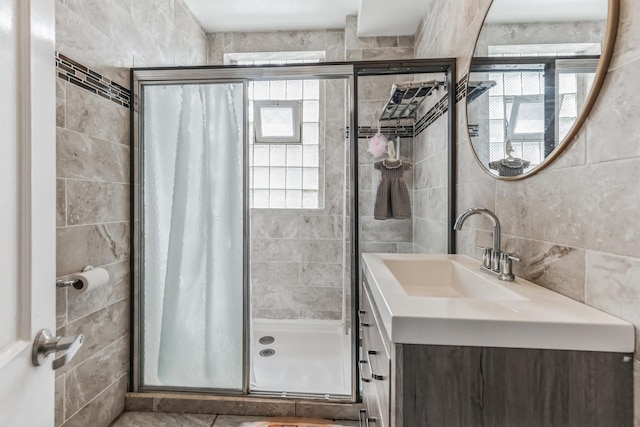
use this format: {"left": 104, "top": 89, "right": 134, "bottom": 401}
{"left": 361, "top": 253, "right": 635, "bottom": 352}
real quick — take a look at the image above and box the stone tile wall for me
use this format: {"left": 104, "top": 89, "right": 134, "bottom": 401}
{"left": 346, "top": 14, "right": 416, "bottom": 256}
{"left": 415, "top": 0, "right": 640, "bottom": 423}
{"left": 411, "top": 73, "right": 450, "bottom": 254}
{"left": 207, "top": 29, "right": 349, "bottom": 320}
{"left": 55, "top": 0, "right": 207, "bottom": 425}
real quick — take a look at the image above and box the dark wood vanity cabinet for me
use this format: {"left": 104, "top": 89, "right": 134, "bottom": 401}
{"left": 359, "top": 277, "right": 633, "bottom": 427}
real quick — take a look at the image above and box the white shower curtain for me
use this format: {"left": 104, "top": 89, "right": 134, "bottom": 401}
{"left": 142, "top": 82, "right": 244, "bottom": 389}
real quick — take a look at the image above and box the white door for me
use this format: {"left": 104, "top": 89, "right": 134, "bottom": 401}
{"left": 0, "top": 0, "right": 56, "bottom": 426}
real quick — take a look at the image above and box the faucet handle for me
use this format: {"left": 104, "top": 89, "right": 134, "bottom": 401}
{"left": 504, "top": 253, "right": 520, "bottom": 263}
{"left": 499, "top": 252, "right": 520, "bottom": 281}
{"left": 476, "top": 246, "right": 492, "bottom": 268}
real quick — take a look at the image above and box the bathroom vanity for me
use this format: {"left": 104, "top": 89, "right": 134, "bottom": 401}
{"left": 359, "top": 253, "right": 634, "bottom": 427}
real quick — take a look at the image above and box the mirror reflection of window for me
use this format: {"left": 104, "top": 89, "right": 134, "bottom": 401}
{"left": 482, "top": 43, "right": 599, "bottom": 172}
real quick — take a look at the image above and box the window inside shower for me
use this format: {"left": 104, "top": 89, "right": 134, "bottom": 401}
{"left": 248, "top": 76, "right": 352, "bottom": 397}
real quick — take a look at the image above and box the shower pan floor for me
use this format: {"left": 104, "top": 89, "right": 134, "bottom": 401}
{"left": 251, "top": 319, "right": 351, "bottom": 396}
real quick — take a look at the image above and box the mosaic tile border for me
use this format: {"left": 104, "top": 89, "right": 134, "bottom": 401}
{"left": 55, "top": 52, "right": 131, "bottom": 109}
{"left": 351, "top": 125, "right": 414, "bottom": 139}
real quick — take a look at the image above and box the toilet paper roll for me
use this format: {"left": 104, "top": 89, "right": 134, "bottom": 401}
{"left": 68, "top": 267, "right": 110, "bottom": 292}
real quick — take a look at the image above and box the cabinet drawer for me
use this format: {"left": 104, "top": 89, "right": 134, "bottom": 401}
{"left": 360, "top": 279, "right": 391, "bottom": 427}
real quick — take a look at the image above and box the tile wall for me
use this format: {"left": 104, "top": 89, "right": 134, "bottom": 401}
{"left": 414, "top": 0, "right": 640, "bottom": 423}
{"left": 54, "top": 0, "right": 207, "bottom": 425}
{"left": 411, "top": 76, "right": 450, "bottom": 254}
{"left": 208, "top": 28, "right": 349, "bottom": 321}
{"left": 346, "top": 14, "right": 417, "bottom": 257}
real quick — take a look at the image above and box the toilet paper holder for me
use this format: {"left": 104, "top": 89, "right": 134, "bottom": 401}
{"left": 56, "top": 265, "right": 95, "bottom": 289}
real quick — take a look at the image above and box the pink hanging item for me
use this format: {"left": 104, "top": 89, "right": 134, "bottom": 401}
{"left": 368, "top": 132, "right": 389, "bottom": 158}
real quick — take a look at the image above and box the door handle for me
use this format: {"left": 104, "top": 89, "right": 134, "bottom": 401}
{"left": 32, "top": 329, "right": 84, "bottom": 370}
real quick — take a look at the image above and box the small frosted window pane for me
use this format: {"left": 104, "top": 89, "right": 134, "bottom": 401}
{"left": 303, "top": 168, "right": 319, "bottom": 190}
{"left": 270, "top": 80, "right": 286, "bottom": 100}
{"left": 286, "top": 190, "right": 302, "bottom": 207}
{"left": 302, "top": 146, "right": 319, "bottom": 167}
{"left": 253, "top": 190, "right": 269, "bottom": 208}
{"left": 270, "top": 190, "right": 286, "bottom": 208}
{"left": 513, "top": 103, "right": 544, "bottom": 134}
{"left": 302, "top": 123, "right": 319, "bottom": 145}
{"left": 303, "top": 80, "right": 320, "bottom": 99}
{"left": 286, "top": 145, "right": 302, "bottom": 166}
{"left": 269, "top": 145, "right": 286, "bottom": 166}
{"left": 303, "top": 100, "right": 319, "bottom": 122}
{"left": 489, "top": 120, "right": 505, "bottom": 143}
{"left": 253, "top": 167, "right": 270, "bottom": 189}
{"left": 253, "top": 81, "right": 270, "bottom": 100}
{"left": 270, "top": 167, "right": 286, "bottom": 188}
{"left": 559, "top": 117, "right": 576, "bottom": 140}
{"left": 489, "top": 143, "right": 504, "bottom": 162}
{"left": 559, "top": 94, "right": 577, "bottom": 118}
{"left": 302, "top": 190, "right": 318, "bottom": 208}
{"left": 286, "top": 80, "right": 303, "bottom": 99}
{"left": 260, "top": 107, "right": 295, "bottom": 137}
{"left": 559, "top": 73, "right": 577, "bottom": 94}
{"left": 489, "top": 97, "right": 504, "bottom": 120}
{"left": 522, "top": 72, "right": 541, "bottom": 95}
{"left": 287, "top": 167, "right": 302, "bottom": 189}
{"left": 488, "top": 73, "right": 504, "bottom": 96}
{"left": 522, "top": 142, "right": 543, "bottom": 164}
{"left": 504, "top": 73, "right": 522, "bottom": 96}
{"left": 253, "top": 145, "right": 270, "bottom": 166}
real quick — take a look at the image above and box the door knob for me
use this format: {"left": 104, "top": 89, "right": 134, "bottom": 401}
{"left": 32, "top": 329, "right": 84, "bottom": 370}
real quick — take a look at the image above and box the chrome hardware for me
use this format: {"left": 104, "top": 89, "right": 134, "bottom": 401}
{"left": 367, "top": 350, "right": 384, "bottom": 381}
{"left": 56, "top": 265, "right": 93, "bottom": 289}
{"left": 476, "top": 246, "right": 492, "bottom": 269}
{"left": 358, "top": 310, "right": 370, "bottom": 327}
{"left": 456, "top": 208, "right": 522, "bottom": 281}
{"left": 359, "top": 409, "right": 366, "bottom": 427}
{"left": 358, "top": 410, "right": 377, "bottom": 427}
{"left": 455, "top": 208, "right": 501, "bottom": 254}
{"left": 499, "top": 252, "right": 520, "bottom": 280}
{"left": 359, "top": 359, "right": 371, "bottom": 382}
{"left": 32, "top": 329, "right": 84, "bottom": 370}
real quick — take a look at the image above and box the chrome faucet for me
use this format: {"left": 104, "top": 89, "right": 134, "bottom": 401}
{"left": 453, "top": 207, "right": 520, "bottom": 281}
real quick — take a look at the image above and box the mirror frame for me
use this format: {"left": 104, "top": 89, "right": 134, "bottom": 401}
{"left": 465, "top": 0, "right": 620, "bottom": 180}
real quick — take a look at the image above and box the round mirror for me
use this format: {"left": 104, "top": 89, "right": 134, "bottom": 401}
{"left": 466, "top": 0, "right": 619, "bottom": 179}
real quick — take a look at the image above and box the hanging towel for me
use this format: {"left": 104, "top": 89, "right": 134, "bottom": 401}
{"left": 374, "top": 159, "right": 412, "bottom": 220}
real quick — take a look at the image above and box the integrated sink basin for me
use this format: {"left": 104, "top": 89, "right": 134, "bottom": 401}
{"left": 382, "top": 258, "right": 524, "bottom": 300}
{"left": 361, "top": 253, "right": 635, "bottom": 353}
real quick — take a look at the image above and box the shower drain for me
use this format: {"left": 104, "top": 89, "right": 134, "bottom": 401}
{"left": 258, "top": 335, "right": 275, "bottom": 345}
{"left": 259, "top": 348, "right": 276, "bottom": 357}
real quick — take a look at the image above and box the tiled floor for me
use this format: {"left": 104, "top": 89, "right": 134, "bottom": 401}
{"left": 110, "top": 412, "right": 359, "bottom": 427}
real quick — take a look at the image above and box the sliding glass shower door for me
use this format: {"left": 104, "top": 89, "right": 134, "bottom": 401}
{"left": 133, "top": 64, "right": 357, "bottom": 398}
{"left": 139, "top": 81, "right": 246, "bottom": 390}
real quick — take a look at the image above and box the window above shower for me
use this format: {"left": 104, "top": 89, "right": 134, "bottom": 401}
{"left": 226, "top": 52, "right": 325, "bottom": 209}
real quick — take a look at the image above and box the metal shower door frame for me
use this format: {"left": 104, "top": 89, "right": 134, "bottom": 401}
{"left": 130, "top": 64, "right": 357, "bottom": 398}
{"left": 130, "top": 58, "right": 458, "bottom": 403}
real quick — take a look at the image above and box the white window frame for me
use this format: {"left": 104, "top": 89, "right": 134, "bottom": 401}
{"left": 253, "top": 100, "right": 302, "bottom": 143}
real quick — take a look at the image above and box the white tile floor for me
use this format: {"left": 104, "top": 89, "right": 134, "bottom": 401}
{"left": 251, "top": 320, "right": 351, "bottom": 396}
{"left": 110, "top": 413, "right": 359, "bottom": 427}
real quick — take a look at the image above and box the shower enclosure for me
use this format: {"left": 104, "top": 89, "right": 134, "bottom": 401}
{"left": 132, "top": 64, "right": 356, "bottom": 398}
{"left": 131, "top": 59, "right": 457, "bottom": 401}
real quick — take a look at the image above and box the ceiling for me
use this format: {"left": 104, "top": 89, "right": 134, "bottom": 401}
{"left": 182, "top": 0, "right": 430, "bottom": 36}
{"left": 485, "top": 0, "right": 608, "bottom": 23}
